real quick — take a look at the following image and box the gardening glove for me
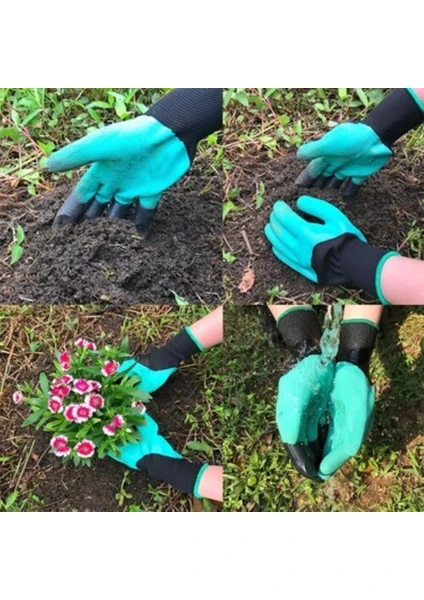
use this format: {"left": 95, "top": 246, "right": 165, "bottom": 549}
{"left": 319, "top": 319, "right": 378, "bottom": 479}
{"left": 275, "top": 307, "right": 333, "bottom": 480}
{"left": 296, "top": 88, "right": 424, "bottom": 199}
{"left": 264, "top": 196, "right": 399, "bottom": 303}
{"left": 109, "top": 412, "right": 208, "bottom": 498}
{"left": 119, "top": 326, "right": 203, "bottom": 394}
{"left": 48, "top": 88, "right": 222, "bottom": 237}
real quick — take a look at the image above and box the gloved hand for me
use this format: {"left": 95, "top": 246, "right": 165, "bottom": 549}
{"left": 119, "top": 326, "right": 203, "bottom": 394}
{"left": 48, "top": 88, "right": 222, "bottom": 237}
{"left": 277, "top": 354, "right": 334, "bottom": 480}
{"left": 264, "top": 196, "right": 398, "bottom": 303}
{"left": 109, "top": 412, "right": 208, "bottom": 498}
{"left": 319, "top": 319, "right": 378, "bottom": 478}
{"left": 274, "top": 307, "right": 332, "bottom": 480}
{"left": 296, "top": 88, "right": 424, "bottom": 199}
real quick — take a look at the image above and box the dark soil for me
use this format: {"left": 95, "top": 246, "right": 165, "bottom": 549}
{"left": 224, "top": 152, "right": 424, "bottom": 303}
{"left": 0, "top": 167, "right": 222, "bottom": 305}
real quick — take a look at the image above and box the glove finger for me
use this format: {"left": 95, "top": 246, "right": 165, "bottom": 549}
{"left": 297, "top": 140, "right": 330, "bottom": 162}
{"left": 53, "top": 188, "right": 87, "bottom": 226}
{"left": 139, "top": 194, "right": 162, "bottom": 210}
{"left": 135, "top": 203, "right": 159, "bottom": 239}
{"left": 74, "top": 166, "right": 102, "bottom": 203}
{"left": 108, "top": 202, "right": 131, "bottom": 220}
{"left": 319, "top": 446, "right": 351, "bottom": 479}
{"left": 268, "top": 212, "right": 299, "bottom": 249}
{"left": 277, "top": 377, "right": 310, "bottom": 444}
{"left": 47, "top": 127, "right": 114, "bottom": 172}
{"left": 95, "top": 182, "right": 118, "bottom": 204}
{"left": 296, "top": 195, "right": 346, "bottom": 225}
{"left": 81, "top": 200, "right": 108, "bottom": 221}
{"left": 295, "top": 158, "right": 328, "bottom": 187}
{"left": 272, "top": 245, "right": 317, "bottom": 282}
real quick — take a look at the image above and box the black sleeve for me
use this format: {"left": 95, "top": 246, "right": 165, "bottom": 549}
{"left": 363, "top": 88, "right": 424, "bottom": 148}
{"left": 147, "top": 88, "right": 223, "bottom": 161}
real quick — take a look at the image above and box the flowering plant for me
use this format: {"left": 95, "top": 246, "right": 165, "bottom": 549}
{"left": 13, "top": 337, "right": 149, "bottom": 466}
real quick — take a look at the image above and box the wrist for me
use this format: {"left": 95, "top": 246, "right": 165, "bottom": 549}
{"left": 336, "top": 319, "right": 379, "bottom": 377}
{"left": 337, "top": 236, "right": 398, "bottom": 302}
{"left": 363, "top": 88, "right": 424, "bottom": 147}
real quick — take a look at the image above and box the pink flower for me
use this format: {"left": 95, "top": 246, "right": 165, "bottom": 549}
{"left": 50, "top": 435, "right": 71, "bottom": 458}
{"left": 50, "top": 385, "right": 71, "bottom": 399}
{"left": 73, "top": 379, "right": 92, "bottom": 395}
{"left": 101, "top": 360, "right": 120, "bottom": 377}
{"left": 74, "top": 404, "right": 94, "bottom": 424}
{"left": 12, "top": 391, "right": 23, "bottom": 405}
{"left": 64, "top": 404, "right": 79, "bottom": 422}
{"left": 48, "top": 397, "right": 64, "bottom": 414}
{"left": 103, "top": 424, "right": 116, "bottom": 436}
{"left": 75, "top": 440, "right": 96, "bottom": 458}
{"left": 88, "top": 380, "right": 102, "bottom": 391}
{"left": 132, "top": 401, "right": 147, "bottom": 414}
{"left": 59, "top": 351, "right": 71, "bottom": 371}
{"left": 74, "top": 338, "right": 97, "bottom": 351}
{"left": 84, "top": 393, "right": 105, "bottom": 411}
{"left": 112, "top": 414, "right": 125, "bottom": 428}
{"left": 53, "top": 375, "right": 73, "bottom": 385}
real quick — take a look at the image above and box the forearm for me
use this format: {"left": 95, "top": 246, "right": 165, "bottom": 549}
{"left": 380, "top": 256, "right": 424, "bottom": 305}
{"left": 197, "top": 465, "right": 223, "bottom": 502}
{"left": 342, "top": 305, "right": 383, "bottom": 327}
{"left": 189, "top": 306, "right": 223, "bottom": 349}
{"left": 147, "top": 88, "right": 223, "bottom": 161}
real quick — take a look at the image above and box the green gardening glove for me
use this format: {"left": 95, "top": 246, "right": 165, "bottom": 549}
{"left": 48, "top": 88, "right": 222, "bottom": 236}
{"left": 265, "top": 196, "right": 398, "bottom": 303}
{"left": 319, "top": 362, "right": 375, "bottom": 479}
{"left": 118, "top": 326, "right": 203, "bottom": 394}
{"left": 277, "top": 354, "right": 334, "bottom": 476}
{"left": 319, "top": 318, "right": 378, "bottom": 479}
{"left": 296, "top": 88, "right": 424, "bottom": 199}
{"left": 109, "top": 412, "right": 208, "bottom": 498}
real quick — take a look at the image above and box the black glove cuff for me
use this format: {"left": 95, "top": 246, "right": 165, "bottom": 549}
{"left": 336, "top": 320, "right": 378, "bottom": 377}
{"left": 136, "top": 454, "right": 205, "bottom": 495}
{"left": 313, "top": 234, "right": 389, "bottom": 298}
{"left": 138, "top": 328, "right": 202, "bottom": 371}
{"left": 363, "top": 88, "right": 424, "bottom": 148}
{"left": 147, "top": 88, "right": 223, "bottom": 161}
{"left": 277, "top": 308, "right": 322, "bottom": 359}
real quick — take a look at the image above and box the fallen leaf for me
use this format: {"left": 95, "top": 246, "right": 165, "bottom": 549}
{"left": 238, "top": 268, "right": 255, "bottom": 293}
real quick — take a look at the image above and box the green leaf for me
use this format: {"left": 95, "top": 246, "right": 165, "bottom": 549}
{"left": 5, "top": 492, "right": 18, "bottom": 509}
{"left": 223, "top": 252, "right": 237, "bottom": 264}
{"left": 39, "top": 372, "right": 49, "bottom": 396}
{"left": 170, "top": 290, "right": 189, "bottom": 306}
{"left": 0, "top": 456, "right": 12, "bottom": 463}
{"left": 119, "top": 336, "right": 129, "bottom": 353}
{"left": 15, "top": 225, "right": 25, "bottom": 245}
{"left": 223, "top": 201, "right": 241, "bottom": 221}
{"left": 0, "top": 126, "right": 20, "bottom": 142}
{"left": 10, "top": 243, "right": 23, "bottom": 265}
{"left": 356, "top": 88, "right": 369, "bottom": 107}
{"left": 338, "top": 88, "right": 348, "bottom": 100}
{"left": 22, "top": 408, "right": 45, "bottom": 427}
{"left": 186, "top": 440, "right": 212, "bottom": 456}
{"left": 127, "top": 388, "right": 151, "bottom": 401}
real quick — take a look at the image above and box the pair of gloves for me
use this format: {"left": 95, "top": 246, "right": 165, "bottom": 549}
{"left": 265, "top": 88, "right": 424, "bottom": 303}
{"left": 48, "top": 88, "right": 222, "bottom": 236}
{"left": 276, "top": 307, "right": 378, "bottom": 480}
{"left": 110, "top": 326, "right": 208, "bottom": 499}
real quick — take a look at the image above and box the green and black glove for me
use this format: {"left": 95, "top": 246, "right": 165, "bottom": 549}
{"left": 49, "top": 88, "right": 222, "bottom": 236}
{"left": 296, "top": 88, "right": 424, "bottom": 199}
{"left": 320, "top": 319, "right": 378, "bottom": 479}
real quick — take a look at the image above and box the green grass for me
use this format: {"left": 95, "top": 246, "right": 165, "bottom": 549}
{"left": 223, "top": 306, "right": 424, "bottom": 512}
{"left": 0, "top": 305, "right": 222, "bottom": 512}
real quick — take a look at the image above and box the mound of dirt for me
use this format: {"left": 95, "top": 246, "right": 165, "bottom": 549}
{"left": 0, "top": 168, "right": 222, "bottom": 305}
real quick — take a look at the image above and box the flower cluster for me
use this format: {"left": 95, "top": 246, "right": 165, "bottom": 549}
{"left": 15, "top": 337, "right": 149, "bottom": 466}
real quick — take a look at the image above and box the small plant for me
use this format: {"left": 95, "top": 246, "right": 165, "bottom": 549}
{"left": 9, "top": 225, "right": 25, "bottom": 265}
{"left": 13, "top": 337, "right": 149, "bottom": 467}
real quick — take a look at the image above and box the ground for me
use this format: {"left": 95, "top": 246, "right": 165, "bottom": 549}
{"left": 223, "top": 305, "right": 424, "bottom": 512}
{"left": 223, "top": 88, "right": 424, "bottom": 303}
{"left": 0, "top": 305, "right": 222, "bottom": 512}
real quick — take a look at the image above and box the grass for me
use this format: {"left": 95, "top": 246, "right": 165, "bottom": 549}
{"left": 0, "top": 305, "right": 222, "bottom": 512}
{"left": 223, "top": 305, "right": 424, "bottom": 512}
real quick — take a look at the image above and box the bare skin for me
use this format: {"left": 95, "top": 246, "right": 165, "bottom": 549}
{"left": 189, "top": 306, "right": 223, "bottom": 349}
{"left": 380, "top": 256, "right": 424, "bottom": 305}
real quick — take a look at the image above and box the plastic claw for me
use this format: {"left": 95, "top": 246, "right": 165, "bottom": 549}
{"left": 295, "top": 167, "right": 318, "bottom": 188}
{"left": 343, "top": 179, "right": 361, "bottom": 200}
{"left": 53, "top": 190, "right": 86, "bottom": 226}
{"left": 108, "top": 202, "right": 131, "bottom": 220}
{"left": 135, "top": 204, "right": 158, "bottom": 239}
{"left": 325, "top": 176, "right": 344, "bottom": 190}
{"left": 81, "top": 200, "right": 108, "bottom": 220}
